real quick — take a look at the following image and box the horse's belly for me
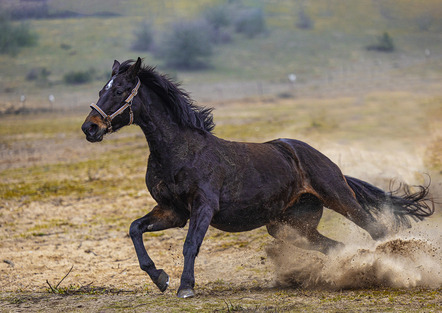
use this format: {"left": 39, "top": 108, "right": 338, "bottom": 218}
{"left": 210, "top": 200, "right": 284, "bottom": 232}
{"left": 210, "top": 212, "right": 266, "bottom": 232}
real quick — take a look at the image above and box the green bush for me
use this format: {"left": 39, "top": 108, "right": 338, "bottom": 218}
{"left": 0, "top": 14, "right": 37, "bottom": 55}
{"left": 63, "top": 69, "right": 95, "bottom": 85}
{"left": 8, "top": 1, "right": 49, "bottom": 19}
{"left": 157, "top": 20, "right": 213, "bottom": 70}
{"left": 416, "top": 12, "right": 433, "bottom": 31}
{"left": 234, "top": 8, "right": 266, "bottom": 38}
{"left": 366, "top": 32, "right": 395, "bottom": 52}
{"left": 203, "top": 4, "right": 232, "bottom": 44}
{"left": 296, "top": 7, "right": 314, "bottom": 30}
{"left": 203, "top": 5, "right": 231, "bottom": 30}
{"left": 131, "top": 22, "right": 155, "bottom": 52}
{"left": 26, "top": 67, "right": 51, "bottom": 86}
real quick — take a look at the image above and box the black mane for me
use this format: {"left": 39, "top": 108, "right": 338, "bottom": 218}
{"left": 119, "top": 60, "right": 215, "bottom": 133}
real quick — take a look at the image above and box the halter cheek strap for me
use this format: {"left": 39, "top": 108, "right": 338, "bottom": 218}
{"left": 90, "top": 77, "right": 141, "bottom": 133}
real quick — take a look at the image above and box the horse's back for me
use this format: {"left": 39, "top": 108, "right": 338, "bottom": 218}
{"left": 216, "top": 137, "right": 347, "bottom": 210}
{"left": 217, "top": 139, "right": 301, "bottom": 202}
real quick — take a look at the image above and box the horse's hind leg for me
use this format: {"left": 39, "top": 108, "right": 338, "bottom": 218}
{"left": 268, "top": 193, "right": 344, "bottom": 254}
{"left": 319, "top": 182, "right": 389, "bottom": 240}
{"left": 129, "top": 205, "right": 188, "bottom": 292}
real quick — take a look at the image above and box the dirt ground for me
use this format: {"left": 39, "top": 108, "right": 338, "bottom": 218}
{"left": 0, "top": 189, "right": 441, "bottom": 312}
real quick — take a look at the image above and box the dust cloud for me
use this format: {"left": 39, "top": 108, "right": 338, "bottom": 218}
{"left": 263, "top": 143, "right": 441, "bottom": 290}
{"left": 267, "top": 226, "right": 441, "bottom": 290}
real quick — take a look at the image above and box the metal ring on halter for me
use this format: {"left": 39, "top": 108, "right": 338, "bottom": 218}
{"left": 90, "top": 77, "right": 140, "bottom": 133}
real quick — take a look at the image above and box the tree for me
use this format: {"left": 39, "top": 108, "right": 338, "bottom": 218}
{"left": 158, "top": 20, "right": 213, "bottom": 70}
{"left": 366, "top": 32, "right": 395, "bottom": 52}
{"left": 296, "top": 7, "right": 314, "bottom": 30}
{"left": 131, "top": 22, "right": 155, "bottom": 52}
{"left": 234, "top": 8, "right": 267, "bottom": 38}
{"left": 203, "top": 4, "right": 232, "bottom": 44}
{"left": 0, "top": 14, "right": 37, "bottom": 55}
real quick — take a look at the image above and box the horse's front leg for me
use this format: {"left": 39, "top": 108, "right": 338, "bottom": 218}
{"left": 129, "top": 205, "right": 188, "bottom": 292}
{"left": 177, "top": 193, "right": 216, "bottom": 298}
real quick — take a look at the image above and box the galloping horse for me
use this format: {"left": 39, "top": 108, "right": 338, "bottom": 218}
{"left": 82, "top": 58, "right": 433, "bottom": 298}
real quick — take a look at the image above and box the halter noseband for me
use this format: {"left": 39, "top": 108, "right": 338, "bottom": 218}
{"left": 90, "top": 77, "right": 141, "bottom": 133}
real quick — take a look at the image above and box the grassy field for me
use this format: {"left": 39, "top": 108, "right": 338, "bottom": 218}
{"left": 1, "top": 0, "right": 442, "bottom": 104}
{"left": 1, "top": 0, "right": 442, "bottom": 312}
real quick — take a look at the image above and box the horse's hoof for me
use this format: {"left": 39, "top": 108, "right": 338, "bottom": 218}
{"left": 177, "top": 288, "right": 195, "bottom": 299}
{"left": 154, "top": 269, "right": 169, "bottom": 292}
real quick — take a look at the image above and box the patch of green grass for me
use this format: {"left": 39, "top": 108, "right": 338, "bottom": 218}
{"left": 0, "top": 173, "right": 144, "bottom": 202}
{"left": 26, "top": 218, "right": 76, "bottom": 234}
{"left": 47, "top": 283, "right": 132, "bottom": 295}
{"left": 0, "top": 179, "right": 88, "bottom": 201}
{"left": 0, "top": 144, "right": 147, "bottom": 202}
{"left": 214, "top": 92, "right": 439, "bottom": 148}
{"left": 1, "top": 287, "right": 441, "bottom": 312}
{"left": 0, "top": 115, "right": 84, "bottom": 137}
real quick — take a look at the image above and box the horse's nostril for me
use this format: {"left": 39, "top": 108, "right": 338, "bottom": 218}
{"left": 82, "top": 122, "right": 98, "bottom": 137}
{"left": 88, "top": 124, "right": 98, "bottom": 135}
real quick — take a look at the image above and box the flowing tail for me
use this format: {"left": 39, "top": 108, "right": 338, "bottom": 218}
{"left": 345, "top": 176, "right": 434, "bottom": 228}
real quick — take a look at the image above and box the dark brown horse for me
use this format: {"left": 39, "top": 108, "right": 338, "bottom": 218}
{"left": 81, "top": 58, "right": 433, "bottom": 298}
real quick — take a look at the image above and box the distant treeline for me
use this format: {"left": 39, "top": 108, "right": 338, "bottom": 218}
{"left": 131, "top": 4, "right": 269, "bottom": 70}
{"left": 1, "top": 0, "right": 120, "bottom": 20}
{"left": 0, "top": 14, "right": 37, "bottom": 55}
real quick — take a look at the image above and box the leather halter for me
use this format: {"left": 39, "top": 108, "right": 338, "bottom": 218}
{"left": 90, "top": 77, "right": 141, "bottom": 133}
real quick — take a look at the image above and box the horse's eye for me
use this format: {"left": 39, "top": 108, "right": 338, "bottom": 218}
{"left": 116, "top": 90, "right": 123, "bottom": 95}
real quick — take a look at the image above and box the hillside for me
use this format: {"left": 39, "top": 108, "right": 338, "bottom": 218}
{"left": 0, "top": 0, "right": 441, "bottom": 108}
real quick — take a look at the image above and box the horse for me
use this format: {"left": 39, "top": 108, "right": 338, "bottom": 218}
{"left": 81, "top": 58, "right": 434, "bottom": 298}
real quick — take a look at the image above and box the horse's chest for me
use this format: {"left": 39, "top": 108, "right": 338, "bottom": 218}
{"left": 146, "top": 167, "right": 195, "bottom": 209}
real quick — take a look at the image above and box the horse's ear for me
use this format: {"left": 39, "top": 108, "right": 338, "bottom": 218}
{"left": 127, "top": 57, "right": 142, "bottom": 80}
{"left": 111, "top": 60, "right": 120, "bottom": 76}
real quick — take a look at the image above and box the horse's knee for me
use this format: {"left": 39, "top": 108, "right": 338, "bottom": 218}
{"left": 129, "top": 219, "right": 142, "bottom": 239}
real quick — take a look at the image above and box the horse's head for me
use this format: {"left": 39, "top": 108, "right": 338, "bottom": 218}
{"left": 81, "top": 58, "right": 142, "bottom": 142}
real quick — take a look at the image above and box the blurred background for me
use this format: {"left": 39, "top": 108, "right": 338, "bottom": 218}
{"left": 1, "top": 0, "right": 441, "bottom": 108}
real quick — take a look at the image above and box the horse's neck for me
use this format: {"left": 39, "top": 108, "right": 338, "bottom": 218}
{"left": 137, "top": 92, "right": 201, "bottom": 167}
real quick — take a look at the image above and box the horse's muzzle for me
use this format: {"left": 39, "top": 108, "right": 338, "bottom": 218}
{"left": 81, "top": 120, "right": 106, "bottom": 142}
